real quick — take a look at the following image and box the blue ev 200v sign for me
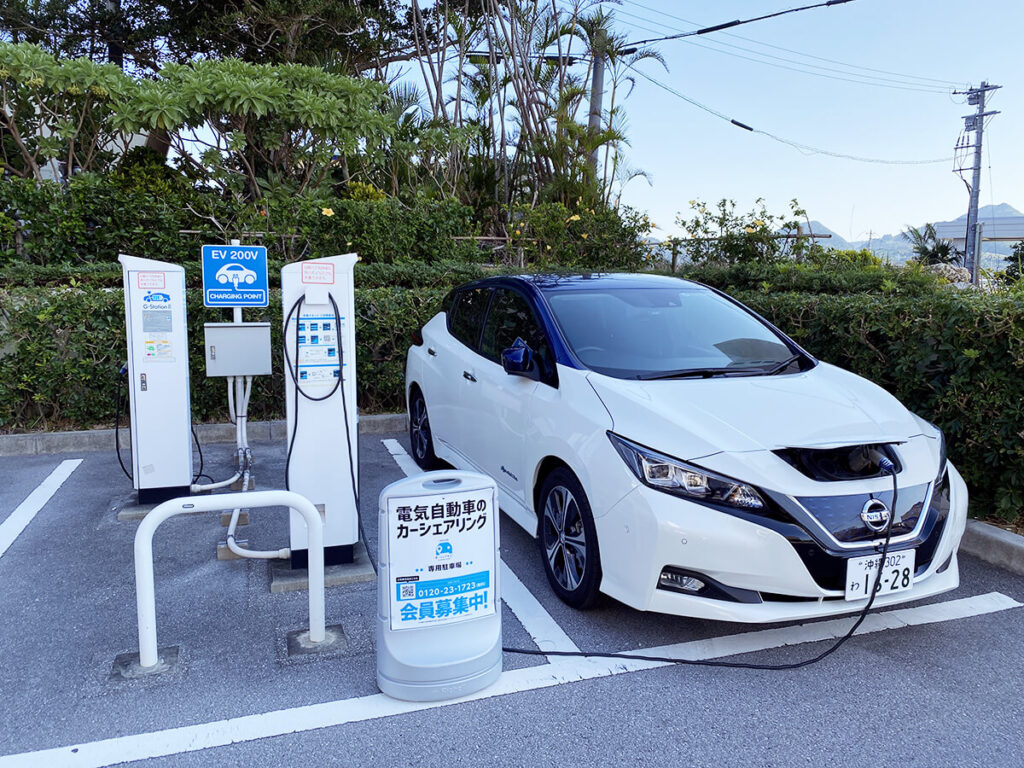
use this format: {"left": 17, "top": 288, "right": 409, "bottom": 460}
{"left": 201, "top": 244, "right": 269, "bottom": 307}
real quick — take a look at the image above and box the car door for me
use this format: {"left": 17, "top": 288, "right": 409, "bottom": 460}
{"left": 461, "top": 287, "right": 557, "bottom": 506}
{"left": 432, "top": 286, "right": 492, "bottom": 456}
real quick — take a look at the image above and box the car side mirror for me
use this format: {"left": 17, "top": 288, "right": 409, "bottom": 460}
{"left": 501, "top": 340, "right": 540, "bottom": 381}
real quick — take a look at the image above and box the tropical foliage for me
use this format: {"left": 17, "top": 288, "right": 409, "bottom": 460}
{"left": 900, "top": 223, "right": 962, "bottom": 266}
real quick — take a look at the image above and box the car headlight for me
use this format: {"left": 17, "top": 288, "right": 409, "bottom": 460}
{"left": 607, "top": 432, "right": 766, "bottom": 510}
{"left": 914, "top": 413, "right": 947, "bottom": 480}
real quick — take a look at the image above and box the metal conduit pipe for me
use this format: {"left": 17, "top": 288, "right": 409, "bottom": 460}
{"left": 225, "top": 466, "right": 289, "bottom": 560}
{"left": 190, "top": 377, "right": 252, "bottom": 494}
{"left": 134, "top": 490, "right": 326, "bottom": 668}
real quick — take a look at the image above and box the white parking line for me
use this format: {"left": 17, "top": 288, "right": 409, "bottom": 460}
{"left": 381, "top": 438, "right": 421, "bottom": 478}
{"left": 501, "top": 561, "right": 580, "bottom": 655}
{"left": 0, "top": 459, "right": 82, "bottom": 560}
{"left": 2, "top": 591, "right": 1018, "bottom": 768}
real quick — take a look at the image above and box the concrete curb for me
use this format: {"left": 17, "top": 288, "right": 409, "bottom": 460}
{"left": 959, "top": 519, "right": 1024, "bottom": 576}
{"left": 0, "top": 413, "right": 407, "bottom": 457}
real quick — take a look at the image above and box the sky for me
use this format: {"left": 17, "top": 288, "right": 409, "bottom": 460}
{"left": 589, "top": 0, "right": 1024, "bottom": 241}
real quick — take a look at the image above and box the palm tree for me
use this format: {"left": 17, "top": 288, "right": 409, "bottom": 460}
{"left": 900, "top": 223, "right": 962, "bottom": 266}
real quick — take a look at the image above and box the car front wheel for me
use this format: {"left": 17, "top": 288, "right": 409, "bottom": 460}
{"left": 538, "top": 468, "right": 601, "bottom": 608}
{"left": 408, "top": 386, "right": 439, "bottom": 470}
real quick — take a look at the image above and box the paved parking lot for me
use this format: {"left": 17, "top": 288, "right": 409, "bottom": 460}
{"left": 1, "top": 433, "right": 1023, "bottom": 767}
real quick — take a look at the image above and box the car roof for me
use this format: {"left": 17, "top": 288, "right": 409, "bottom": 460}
{"left": 463, "top": 272, "right": 706, "bottom": 295}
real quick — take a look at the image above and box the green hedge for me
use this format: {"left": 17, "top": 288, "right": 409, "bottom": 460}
{"left": 0, "top": 286, "right": 447, "bottom": 430}
{"left": 0, "top": 175, "right": 482, "bottom": 267}
{"left": 674, "top": 261, "right": 945, "bottom": 296}
{"left": 0, "top": 259, "right": 493, "bottom": 290}
{"left": 3, "top": 283, "right": 1022, "bottom": 521}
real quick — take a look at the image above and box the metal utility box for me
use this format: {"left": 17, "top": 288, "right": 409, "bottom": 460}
{"left": 203, "top": 322, "right": 273, "bottom": 377}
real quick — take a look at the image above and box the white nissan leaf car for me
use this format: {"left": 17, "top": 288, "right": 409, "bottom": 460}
{"left": 405, "top": 273, "right": 967, "bottom": 622}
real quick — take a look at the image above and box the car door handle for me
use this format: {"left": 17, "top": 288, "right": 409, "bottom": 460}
{"left": 463, "top": 371, "right": 477, "bottom": 382}
{"left": 428, "top": 347, "right": 436, "bottom": 356}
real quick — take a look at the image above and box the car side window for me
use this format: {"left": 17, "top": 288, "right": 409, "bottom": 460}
{"left": 448, "top": 288, "right": 492, "bottom": 350}
{"left": 480, "top": 288, "right": 555, "bottom": 384}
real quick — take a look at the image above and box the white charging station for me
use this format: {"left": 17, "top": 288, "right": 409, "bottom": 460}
{"left": 281, "top": 254, "right": 360, "bottom": 568}
{"left": 119, "top": 254, "right": 193, "bottom": 503}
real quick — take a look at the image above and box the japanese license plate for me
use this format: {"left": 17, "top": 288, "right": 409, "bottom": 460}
{"left": 844, "top": 549, "right": 916, "bottom": 601}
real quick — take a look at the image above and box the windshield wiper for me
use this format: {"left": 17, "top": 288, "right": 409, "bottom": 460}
{"left": 637, "top": 366, "right": 766, "bottom": 381}
{"left": 764, "top": 353, "right": 803, "bottom": 375}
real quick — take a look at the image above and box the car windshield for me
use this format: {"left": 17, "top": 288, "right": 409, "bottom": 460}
{"left": 544, "top": 284, "right": 798, "bottom": 379}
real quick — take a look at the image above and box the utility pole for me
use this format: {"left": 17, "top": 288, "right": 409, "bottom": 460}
{"left": 953, "top": 81, "right": 1000, "bottom": 282}
{"left": 586, "top": 29, "right": 606, "bottom": 184}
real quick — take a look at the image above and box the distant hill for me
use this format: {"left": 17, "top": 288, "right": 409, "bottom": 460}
{"left": 819, "top": 203, "right": 1023, "bottom": 269}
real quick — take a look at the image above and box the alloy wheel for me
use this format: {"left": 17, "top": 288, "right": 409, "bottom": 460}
{"left": 542, "top": 484, "right": 588, "bottom": 591}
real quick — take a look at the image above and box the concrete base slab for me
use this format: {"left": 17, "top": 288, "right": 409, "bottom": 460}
{"left": 230, "top": 474, "right": 255, "bottom": 492}
{"left": 285, "top": 625, "right": 348, "bottom": 658}
{"left": 113, "top": 491, "right": 158, "bottom": 522}
{"left": 217, "top": 540, "right": 250, "bottom": 560}
{"left": 960, "top": 519, "right": 1024, "bottom": 575}
{"left": 220, "top": 510, "right": 250, "bottom": 527}
{"left": 270, "top": 540, "right": 376, "bottom": 593}
{"left": 109, "top": 646, "right": 180, "bottom": 680}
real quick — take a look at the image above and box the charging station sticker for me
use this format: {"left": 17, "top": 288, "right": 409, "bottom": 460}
{"left": 137, "top": 272, "right": 165, "bottom": 290}
{"left": 387, "top": 489, "right": 496, "bottom": 631}
{"left": 142, "top": 310, "right": 172, "bottom": 333}
{"left": 143, "top": 339, "right": 174, "bottom": 362}
{"left": 301, "top": 262, "right": 335, "bottom": 284}
{"left": 296, "top": 312, "right": 343, "bottom": 387}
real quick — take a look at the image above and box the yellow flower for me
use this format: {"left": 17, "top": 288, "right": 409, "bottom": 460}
{"left": 514, "top": 229, "right": 521, "bottom": 236}
{"left": 581, "top": 232, "right": 589, "bottom": 239}
{"left": 346, "top": 241, "right": 352, "bottom": 246}
{"left": 744, "top": 226, "right": 755, "bottom": 234}
{"left": 753, "top": 219, "right": 765, "bottom": 227}
{"left": 321, "top": 207, "right": 334, "bottom": 217}
{"left": 566, "top": 214, "right": 581, "bottom": 223}
{"left": 546, "top": 245, "right": 552, "bottom": 251}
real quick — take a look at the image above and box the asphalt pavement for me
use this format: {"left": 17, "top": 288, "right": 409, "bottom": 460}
{"left": 1, "top": 433, "right": 1023, "bottom": 767}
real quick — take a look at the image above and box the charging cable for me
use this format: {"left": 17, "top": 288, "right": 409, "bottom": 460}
{"left": 114, "top": 363, "right": 133, "bottom": 481}
{"left": 504, "top": 458, "right": 900, "bottom": 670}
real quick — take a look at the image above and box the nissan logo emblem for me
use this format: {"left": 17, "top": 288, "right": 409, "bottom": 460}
{"left": 860, "top": 499, "right": 891, "bottom": 533}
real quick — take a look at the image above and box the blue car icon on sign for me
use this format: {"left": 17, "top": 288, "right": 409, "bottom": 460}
{"left": 144, "top": 292, "right": 171, "bottom": 302}
{"left": 436, "top": 541, "right": 453, "bottom": 558}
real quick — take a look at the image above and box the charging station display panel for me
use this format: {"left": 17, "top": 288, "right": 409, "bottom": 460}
{"left": 386, "top": 487, "right": 497, "bottom": 631}
{"left": 202, "top": 244, "right": 268, "bottom": 307}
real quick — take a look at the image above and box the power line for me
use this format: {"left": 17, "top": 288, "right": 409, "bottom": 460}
{"left": 613, "top": 6, "right": 952, "bottom": 94}
{"left": 628, "top": 65, "right": 953, "bottom": 165}
{"left": 623, "top": 0, "right": 967, "bottom": 89}
{"left": 623, "top": 0, "right": 861, "bottom": 47}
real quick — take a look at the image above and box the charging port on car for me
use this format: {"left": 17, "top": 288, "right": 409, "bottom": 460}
{"left": 774, "top": 444, "right": 902, "bottom": 482}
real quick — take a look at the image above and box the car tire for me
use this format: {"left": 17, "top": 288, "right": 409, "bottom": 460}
{"left": 538, "top": 468, "right": 602, "bottom": 609}
{"left": 408, "top": 386, "right": 440, "bottom": 470}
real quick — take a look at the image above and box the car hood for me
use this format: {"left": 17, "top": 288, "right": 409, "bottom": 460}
{"left": 587, "top": 362, "right": 923, "bottom": 460}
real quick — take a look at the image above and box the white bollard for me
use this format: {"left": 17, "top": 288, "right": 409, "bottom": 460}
{"left": 134, "top": 490, "right": 325, "bottom": 668}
